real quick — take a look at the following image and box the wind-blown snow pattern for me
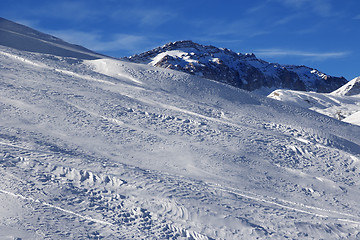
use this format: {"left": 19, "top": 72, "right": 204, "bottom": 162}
{"left": 1, "top": 19, "right": 360, "bottom": 239}
{"left": 123, "top": 40, "right": 348, "bottom": 94}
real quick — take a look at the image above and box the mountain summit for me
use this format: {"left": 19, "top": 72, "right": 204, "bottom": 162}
{"left": 124, "top": 40, "right": 347, "bottom": 93}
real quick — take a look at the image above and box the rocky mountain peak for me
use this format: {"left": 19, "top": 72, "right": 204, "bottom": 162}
{"left": 124, "top": 40, "right": 347, "bottom": 94}
{"left": 162, "top": 40, "right": 201, "bottom": 49}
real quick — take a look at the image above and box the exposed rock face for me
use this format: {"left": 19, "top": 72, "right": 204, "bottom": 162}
{"left": 123, "top": 40, "right": 347, "bottom": 93}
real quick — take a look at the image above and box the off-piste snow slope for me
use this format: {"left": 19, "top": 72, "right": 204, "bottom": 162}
{"left": 1, "top": 18, "right": 360, "bottom": 239}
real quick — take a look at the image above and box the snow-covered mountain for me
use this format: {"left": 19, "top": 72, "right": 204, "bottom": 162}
{"left": 268, "top": 76, "right": 360, "bottom": 126}
{"left": 123, "top": 40, "right": 348, "bottom": 94}
{"left": 1, "top": 18, "right": 360, "bottom": 239}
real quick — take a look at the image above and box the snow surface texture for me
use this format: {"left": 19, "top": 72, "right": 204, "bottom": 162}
{"left": 268, "top": 76, "right": 360, "bottom": 126}
{"left": 1, "top": 20, "right": 360, "bottom": 239}
{"left": 123, "top": 40, "right": 348, "bottom": 94}
{"left": 343, "top": 111, "right": 360, "bottom": 125}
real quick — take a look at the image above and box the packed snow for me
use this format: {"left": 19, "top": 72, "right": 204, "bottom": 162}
{"left": 1, "top": 19, "right": 360, "bottom": 239}
{"left": 344, "top": 111, "right": 360, "bottom": 125}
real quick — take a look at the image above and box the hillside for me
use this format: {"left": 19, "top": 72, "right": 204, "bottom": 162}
{"left": 0, "top": 17, "right": 104, "bottom": 59}
{"left": 1, "top": 19, "right": 360, "bottom": 239}
{"left": 333, "top": 76, "right": 360, "bottom": 96}
{"left": 268, "top": 76, "right": 360, "bottom": 126}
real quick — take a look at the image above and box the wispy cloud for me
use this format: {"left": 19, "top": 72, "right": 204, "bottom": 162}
{"left": 295, "top": 23, "right": 323, "bottom": 35}
{"left": 255, "top": 48, "right": 350, "bottom": 60}
{"left": 18, "top": 1, "right": 176, "bottom": 28}
{"left": 47, "top": 29, "right": 148, "bottom": 55}
{"left": 134, "top": 9, "right": 177, "bottom": 27}
{"left": 109, "top": 5, "right": 177, "bottom": 28}
{"left": 354, "top": 14, "right": 360, "bottom": 20}
{"left": 13, "top": 19, "right": 40, "bottom": 28}
{"left": 273, "top": 14, "right": 302, "bottom": 26}
{"left": 274, "top": 0, "right": 310, "bottom": 8}
{"left": 246, "top": 4, "right": 268, "bottom": 14}
{"left": 271, "top": 0, "right": 336, "bottom": 17}
{"left": 25, "top": 1, "right": 101, "bottom": 21}
{"left": 194, "top": 17, "right": 271, "bottom": 41}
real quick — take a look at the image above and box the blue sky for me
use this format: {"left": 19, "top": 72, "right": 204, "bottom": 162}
{"left": 1, "top": 0, "right": 359, "bottom": 80}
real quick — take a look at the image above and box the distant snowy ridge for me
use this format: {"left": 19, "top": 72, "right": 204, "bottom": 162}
{"left": 0, "top": 17, "right": 105, "bottom": 59}
{"left": 123, "top": 40, "right": 347, "bottom": 94}
{"left": 332, "top": 76, "right": 360, "bottom": 96}
{"left": 268, "top": 76, "right": 360, "bottom": 126}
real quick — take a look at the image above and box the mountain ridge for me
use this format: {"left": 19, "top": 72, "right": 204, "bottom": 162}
{"left": 0, "top": 17, "right": 105, "bottom": 59}
{"left": 332, "top": 76, "right": 360, "bottom": 96}
{"left": 268, "top": 76, "right": 360, "bottom": 125}
{"left": 123, "top": 40, "right": 348, "bottom": 94}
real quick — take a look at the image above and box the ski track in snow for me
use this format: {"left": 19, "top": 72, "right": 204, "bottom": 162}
{"left": 1, "top": 148, "right": 359, "bottom": 239}
{"left": 207, "top": 183, "right": 360, "bottom": 221}
{"left": 0, "top": 148, "right": 213, "bottom": 239}
{"left": 0, "top": 189, "right": 114, "bottom": 226}
{"left": 1, "top": 129, "right": 360, "bottom": 239}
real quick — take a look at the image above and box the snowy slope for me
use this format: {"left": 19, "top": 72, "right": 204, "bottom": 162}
{"left": 344, "top": 111, "right": 360, "bottom": 125}
{"left": 268, "top": 76, "right": 360, "bottom": 125}
{"left": 333, "top": 76, "right": 360, "bottom": 96}
{"left": 0, "top": 17, "right": 104, "bottom": 59}
{"left": 1, "top": 20, "right": 360, "bottom": 239}
{"left": 123, "top": 40, "right": 348, "bottom": 94}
